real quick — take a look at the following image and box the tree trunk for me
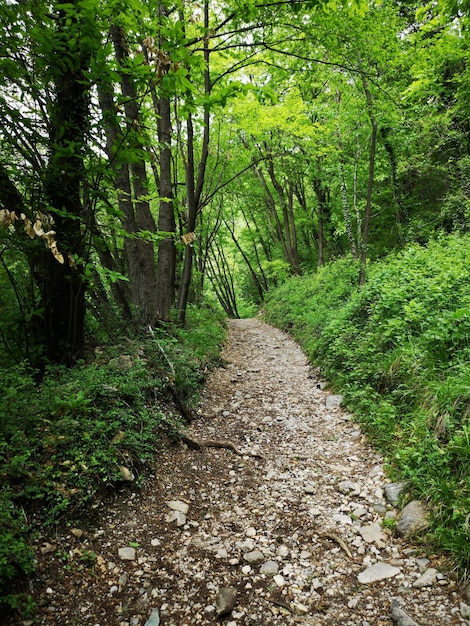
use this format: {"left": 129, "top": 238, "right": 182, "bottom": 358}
{"left": 359, "top": 72, "right": 378, "bottom": 286}
{"left": 155, "top": 93, "right": 176, "bottom": 322}
{"left": 37, "top": 1, "right": 95, "bottom": 365}
{"left": 111, "top": 24, "right": 159, "bottom": 325}
{"left": 177, "top": 0, "right": 211, "bottom": 325}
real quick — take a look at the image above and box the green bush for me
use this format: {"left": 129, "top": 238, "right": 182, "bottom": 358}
{"left": 264, "top": 234, "right": 470, "bottom": 573}
{"left": 0, "top": 303, "right": 226, "bottom": 610}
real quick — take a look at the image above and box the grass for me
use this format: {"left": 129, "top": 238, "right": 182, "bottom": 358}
{"left": 264, "top": 233, "right": 470, "bottom": 576}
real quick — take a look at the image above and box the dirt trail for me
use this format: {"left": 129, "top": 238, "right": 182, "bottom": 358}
{"left": 27, "top": 319, "right": 466, "bottom": 626}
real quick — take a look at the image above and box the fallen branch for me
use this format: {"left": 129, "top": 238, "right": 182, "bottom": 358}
{"left": 180, "top": 433, "right": 264, "bottom": 459}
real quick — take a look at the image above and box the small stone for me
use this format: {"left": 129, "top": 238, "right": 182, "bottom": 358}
{"left": 384, "top": 482, "right": 408, "bottom": 506}
{"left": 109, "top": 355, "right": 133, "bottom": 370}
{"left": 273, "top": 574, "right": 285, "bottom": 587}
{"left": 243, "top": 549, "right": 264, "bottom": 563}
{"left": 118, "top": 547, "right": 136, "bottom": 561}
{"left": 278, "top": 545, "right": 290, "bottom": 558}
{"left": 293, "top": 603, "right": 309, "bottom": 615}
{"left": 165, "top": 510, "right": 186, "bottom": 527}
{"left": 338, "top": 480, "right": 360, "bottom": 495}
{"left": 260, "top": 560, "right": 279, "bottom": 576}
{"left": 143, "top": 608, "right": 160, "bottom": 626}
{"left": 463, "top": 583, "right": 470, "bottom": 603}
{"left": 118, "top": 573, "right": 128, "bottom": 586}
{"left": 309, "top": 507, "right": 322, "bottom": 517}
{"left": 70, "top": 528, "right": 83, "bottom": 538}
{"left": 40, "top": 542, "right": 56, "bottom": 555}
{"left": 332, "top": 513, "right": 352, "bottom": 525}
{"left": 414, "top": 558, "right": 430, "bottom": 571}
{"left": 390, "top": 599, "right": 419, "bottom": 626}
{"left": 412, "top": 568, "right": 437, "bottom": 588}
{"left": 397, "top": 501, "right": 430, "bottom": 537}
{"left": 215, "top": 587, "right": 237, "bottom": 617}
{"left": 358, "top": 523, "right": 386, "bottom": 545}
{"left": 216, "top": 547, "right": 228, "bottom": 559}
{"left": 311, "top": 578, "right": 323, "bottom": 590}
{"left": 326, "top": 394, "right": 343, "bottom": 408}
{"left": 119, "top": 466, "right": 135, "bottom": 481}
{"left": 357, "top": 562, "right": 400, "bottom": 584}
{"left": 166, "top": 500, "right": 189, "bottom": 515}
{"left": 373, "top": 503, "right": 387, "bottom": 515}
{"left": 246, "top": 527, "right": 257, "bottom": 537}
{"left": 460, "top": 602, "right": 470, "bottom": 619}
{"left": 241, "top": 565, "right": 251, "bottom": 574}
{"left": 304, "top": 483, "right": 316, "bottom": 494}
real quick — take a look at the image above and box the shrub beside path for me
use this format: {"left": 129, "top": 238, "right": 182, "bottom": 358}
{"left": 27, "top": 319, "right": 468, "bottom": 626}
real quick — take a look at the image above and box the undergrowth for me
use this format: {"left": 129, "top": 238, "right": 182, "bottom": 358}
{"left": 264, "top": 234, "right": 470, "bottom": 576}
{"left": 0, "top": 304, "right": 226, "bottom": 616}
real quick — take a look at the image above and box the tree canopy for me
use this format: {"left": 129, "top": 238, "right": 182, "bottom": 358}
{"left": 0, "top": 0, "right": 469, "bottom": 363}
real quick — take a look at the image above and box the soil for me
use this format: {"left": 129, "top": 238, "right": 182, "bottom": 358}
{"left": 10, "top": 318, "right": 469, "bottom": 626}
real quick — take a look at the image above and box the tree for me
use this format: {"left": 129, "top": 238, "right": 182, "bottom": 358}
{"left": 0, "top": 0, "right": 101, "bottom": 365}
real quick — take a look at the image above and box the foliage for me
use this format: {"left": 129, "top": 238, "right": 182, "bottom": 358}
{"left": 0, "top": 304, "right": 225, "bottom": 611}
{"left": 264, "top": 233, "right": 470, "bottom": 574}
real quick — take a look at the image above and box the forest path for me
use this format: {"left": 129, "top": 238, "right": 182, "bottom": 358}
{"left": 31, "top": 319, "right": 465, "bottom": 626}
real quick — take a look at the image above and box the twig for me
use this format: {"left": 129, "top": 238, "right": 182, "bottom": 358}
{"left": 320, "top": 532, "right": 354, "bottom": 560}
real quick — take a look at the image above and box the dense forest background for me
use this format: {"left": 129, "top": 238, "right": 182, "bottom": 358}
{"left": 1, "top": 0, "right": 469, "bottom": 616}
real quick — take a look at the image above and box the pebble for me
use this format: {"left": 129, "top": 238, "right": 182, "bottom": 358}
{"left": 165, "top": 510, "right": 186, "bottom": 526}
{"left": 166, "top": 500, "right": 189, "bottom": 514}
{"left": 412, "top": 568, "right": 437, "bottom": 588}
{"left": 260, "top": 560, "right": 279, "bottom": 576}
{"left": 243, "top": 550, "right": 264, "bottom": 563}
{"left": 357, "top": 562, "right": 401, "bottom": 584}
{"left": 215, "top": 587, "right": 237, "bottom": 616}
{"left": 460, "top": 602, "right": 470, "bottom": 619}
{"left": 396, "top": 501, "right": 429, "bottom": 537}
{"left": 118, "top": 547, "right": 136, "bottom": 561}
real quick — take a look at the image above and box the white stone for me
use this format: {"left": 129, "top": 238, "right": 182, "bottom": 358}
{"left": 412, "top": 568, "right": 437, "bottom": 588}
{"left": 357, "top": 562, "right": 400, "bottom": 584}
{"left": 166, "top": 500, "right": 189, "bottom": 515}
{"left": 326, "top": 394, "right": 343, "bottom": 408}
{"left": 118, "top": 547, "right": 136, "bottom": 561}
{"left": 243, "top": 549, "right": 264, "bottom": 563}
{"left": 460, "top": 602, "right": 470, "bottom": 619}
{"left": 273, "top": 574, "right": 285, "bottom": 587}
{"left": 293, "top": 603, "right": 309, "bottom": 615}
{"left": 358, "top": 523, "right": 386, "bottom": 544}
{"left": 165, "top": 510, "right": 186, "bottom": 527}
{"left": 260, "top": 560, "right": 279, "bottom": 576}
